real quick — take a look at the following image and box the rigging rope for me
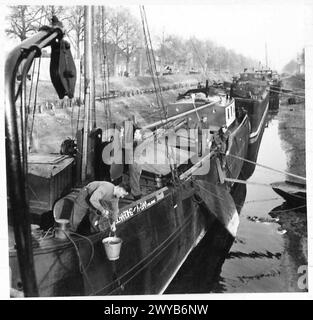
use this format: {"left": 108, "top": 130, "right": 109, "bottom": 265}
{"left": 139, "top": 5, "right": 178, "bottom": 185}
{"left": 76, "top": 61, "right": 83, "bottom": 135}
{"left": 101, "top": 6, "right": 111, "bottom": 140}
{"left": 28, "top": 11, "right": 45, "bottom": 150}
{"left": 27, "top": 60, "right": 37, "bottom": 116}
{"left": 29, "top": 56, "right": 42, "bottom": 150}
{"left": 142, "top": 6, "right": 167, "bottom": 118}
{"left": 70, "top": 99, "right": 75, "bottom": 139}
{"left": 139, "top": 7, "right": 162, "bottom": 113}
{"left": 104, "top": 11, "right": 111, "bottom": 124}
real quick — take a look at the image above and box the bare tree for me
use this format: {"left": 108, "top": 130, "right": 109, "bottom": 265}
{"left": 92, "top": 6, "right": 112, "bottom": 77}
{"left": 156, "top": 34, "right": 186, "bottom": 71}
{"left": 120, "top": 16, "right": 141, "bottom": 76}
{"left": 44, "top": 5, "right": 64, "bottom": 17}
{"left": 108, "top": 7, "right": 129, "bottom": 77}
{"left": 65, "top": 6, "right": 85, "bottom": 59}
{"left": 38, "top": 6, "right": 70, "bottom": 28}
{"left": 5, "top": 5, "right": 43, "bottom": 41}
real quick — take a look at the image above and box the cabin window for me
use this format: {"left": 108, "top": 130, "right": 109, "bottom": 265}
{"left": 227, "top": 108, "right": 230, "bottom": 119}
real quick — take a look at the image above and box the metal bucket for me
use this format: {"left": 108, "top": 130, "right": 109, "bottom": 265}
{"left": 55, "top": 219, "right": 70, "bottom": 240}
{"left": 102, "top": 236, "right": 123, "bottom": 261}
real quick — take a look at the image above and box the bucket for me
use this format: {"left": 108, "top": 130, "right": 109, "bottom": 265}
{"left": 55, "top": 219, "right": 70, "bottom": 240}
{"left": 102, "top": 236, "right": 123, "bottom": 261}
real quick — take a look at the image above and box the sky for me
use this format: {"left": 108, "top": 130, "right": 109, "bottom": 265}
{"left": 131, "top": 1, "right": 312, "bottom": 71}
{"left": 1, "top": 0, "right": 313, "bottom": 71}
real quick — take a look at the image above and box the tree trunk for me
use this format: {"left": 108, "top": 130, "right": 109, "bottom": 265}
{"left": 113, "top": 50, "right": 118, "bottom": 77}
{"left": 139, "top": 48, "right": 143, "bottom": 76}
{"left": 126, "top": 54, "right": 130, "bottom": 76}
{"left": 76, "top": 31, "right": 80, "bottom": 59}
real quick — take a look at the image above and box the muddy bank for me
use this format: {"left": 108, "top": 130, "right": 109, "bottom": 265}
{"left": 269, "top": 202, "right": 307, "bottom": 291}
{"left": 278, "top": 75, "right": 305, "bottom": 184}
{"left": 30, "top": 72, "right": 233, "bottom": 153}
{"left": 35, "top": 72, "right": 232, "bottom": 105}
{"left": 277, "top": 102, "right": 305, "bottom": 183}
{"left": 271, "top": 74, "right": 307, "bottom": 291}
{"left": 280, "top": 73, "right": 305, "bottom": 92}
{"left": 31, "top": 88, "right": 181, "bottom": 153}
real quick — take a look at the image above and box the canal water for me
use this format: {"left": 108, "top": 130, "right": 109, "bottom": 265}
{"left": 165, "top": 107, "right": 308, "bottom": 294}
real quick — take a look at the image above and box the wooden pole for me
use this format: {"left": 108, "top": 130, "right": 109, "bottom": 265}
{"left": 82, "top": 5, "right": 92, "bottom": 182}
{"left": 91, "top": 5, "right": 96, "bottom": 129}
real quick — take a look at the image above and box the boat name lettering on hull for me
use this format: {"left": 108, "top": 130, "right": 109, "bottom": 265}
{"left": 116, "top": 196, "right": 159, "bottom": 225}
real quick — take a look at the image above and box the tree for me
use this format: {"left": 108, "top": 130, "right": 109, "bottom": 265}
{"left": 206, "top": 47, "right": 216, "bottom": 71}
{"left": 5, "top": 5, "right": 43, "bottom": 41}
{"left": 120, "top": 15, "right": 142, "bottom": 76}
{"left": 186, "top": 37, "right": 209, "bottom": 72}
{"left": 107, "top": 7, "right": 129, "bottom": 76}
{"left": 156, "top": 34, "right": 186, "bottom": 71}
{"left": 282, "top": 59, "right": 298, "bottom": 74}
{"left": 65, "top": 6, "right": 85, "bottom": 59}
{"left": 42, "top": 5, "right": 64, "bottom": 18}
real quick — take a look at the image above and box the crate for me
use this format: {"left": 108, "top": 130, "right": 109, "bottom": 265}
{"left": 27, "top": 154, "right": 74, "bottom": 215}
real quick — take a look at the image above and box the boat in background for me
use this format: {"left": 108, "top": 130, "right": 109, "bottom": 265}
{"left": 271, "top": 181, "right": 306, "bottom": 207}
{"left": 231, "top": 70, "right": 270, "bottom": 144}
{"left": 255, "top": 69, "right": 281, "bottom": 111}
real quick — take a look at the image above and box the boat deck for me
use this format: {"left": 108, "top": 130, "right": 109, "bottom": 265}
{"left": 119, "top": 172, "right": 161, "bottom": 207}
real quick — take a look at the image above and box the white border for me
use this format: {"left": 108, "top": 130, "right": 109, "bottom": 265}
{"left": 0, "top": 0, "right": 312, "bottom": 300}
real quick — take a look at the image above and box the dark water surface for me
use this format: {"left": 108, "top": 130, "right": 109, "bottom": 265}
{"left": 165, "top": 109, "right": 307, "bottom": 294}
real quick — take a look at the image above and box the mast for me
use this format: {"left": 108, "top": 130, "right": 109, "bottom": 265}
{"left": 91, "top": 6, "right": 96, "bottom": 130}
{"left": 82, "top": 5, "right": 95, "bottom": 182}
{"left": 265, "top": 42, "right": 268, "bottom": 69}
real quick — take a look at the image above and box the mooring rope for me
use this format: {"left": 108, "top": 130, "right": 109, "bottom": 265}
{"left": 60, "top": 230, "right": 96, "bottom": 293}
{"left": 245, "top": 197, "right": 282, "bottom": 204}
{"left": 222, "top": 152, "right": 306, "bottom": 182}
{"left": 193, "top": 179, "right": 306, "bottom": 213}
{"left": 270, "top": 204, "right": 306, "bottom": 213}
{"left": 268, "top": 88, "right": 305, "bottom": 99}
{"left": 223, "top": 178, "right": 280, "bottom": 188}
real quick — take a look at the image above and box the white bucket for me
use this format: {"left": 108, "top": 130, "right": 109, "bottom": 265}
{"left": 55, "top": 219, "right": 70, "bottom": 240}
{"left": 102, "top": 236, "right": 123, "bottom": 261}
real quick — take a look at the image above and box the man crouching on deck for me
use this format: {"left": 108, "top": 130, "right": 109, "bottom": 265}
{"left": 71, "top": 181, "right": 130, "bottom": 234}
